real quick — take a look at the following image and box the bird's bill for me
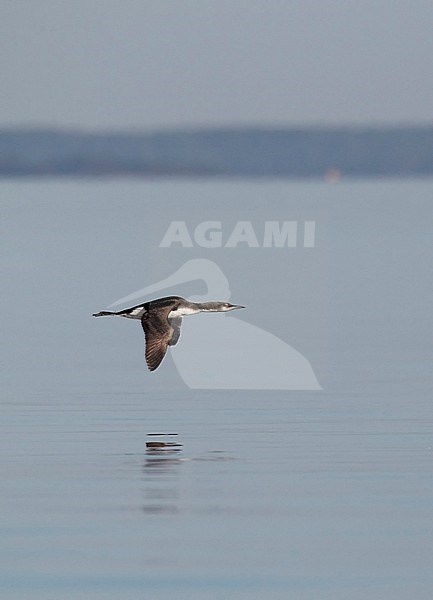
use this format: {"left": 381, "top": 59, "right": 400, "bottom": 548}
{"left": 229, "top": 304, "right": 245, "bottom": 310}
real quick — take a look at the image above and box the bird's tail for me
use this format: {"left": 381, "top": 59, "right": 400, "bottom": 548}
{"left": 92, "top": 310, "right": 119, "bottom": 317}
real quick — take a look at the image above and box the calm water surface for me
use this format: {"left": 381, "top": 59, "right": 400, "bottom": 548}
{"left": 1, "top": 179, "right": 432, "bottom": 599}
{"left": 2, "top": 388, "right": 432, "bottom": 600}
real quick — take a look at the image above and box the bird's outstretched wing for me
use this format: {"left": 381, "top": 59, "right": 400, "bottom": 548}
{"left": 141, "top": 305, "right": 181, "bottom": 371}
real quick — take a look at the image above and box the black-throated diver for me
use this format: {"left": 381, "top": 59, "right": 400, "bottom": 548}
{"left": 93, "top": 295, "right": 244, "bottom": 371}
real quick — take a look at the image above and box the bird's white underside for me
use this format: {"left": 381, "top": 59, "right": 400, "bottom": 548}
{"left": 168, "top": 306, "right": 198, "bottom": 318}
{"left": 129, "top": 307, "right": 146, "bottom": 317}
{"left": 122, "top": 305, "right": 198, "bottom": 320}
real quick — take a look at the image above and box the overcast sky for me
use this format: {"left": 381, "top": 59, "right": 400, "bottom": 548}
{"left": 1, "top": 0, "right": 432, "bottom": 131}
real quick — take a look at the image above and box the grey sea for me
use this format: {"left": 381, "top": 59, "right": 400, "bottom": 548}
{"left": 1, "top": 178, "right": 432, "bottom": 599}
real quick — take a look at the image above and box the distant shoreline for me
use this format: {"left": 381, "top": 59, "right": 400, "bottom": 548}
{"left": 1, "top": 125, "right": 432, "bottom": 178}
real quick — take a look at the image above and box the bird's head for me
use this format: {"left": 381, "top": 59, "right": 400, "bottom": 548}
{"left": 218, "top": 302, "right": 245, "bottom": 312}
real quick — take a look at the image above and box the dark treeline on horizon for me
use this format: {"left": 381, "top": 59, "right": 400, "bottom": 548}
{"left": 0, "top": 125, "right": 432, "bottom": 178}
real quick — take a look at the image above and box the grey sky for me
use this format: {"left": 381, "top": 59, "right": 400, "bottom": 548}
{"left": 1, "top": 0, "right": 432, "bottom": 131}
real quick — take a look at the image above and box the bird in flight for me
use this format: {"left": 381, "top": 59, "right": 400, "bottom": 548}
{"left": 93, "top": 295, "right": 244, "bottom": 371}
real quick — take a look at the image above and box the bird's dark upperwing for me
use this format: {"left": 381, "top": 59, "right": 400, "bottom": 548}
{"left": 141, "top": 305, "right": 178, "bottom": 371}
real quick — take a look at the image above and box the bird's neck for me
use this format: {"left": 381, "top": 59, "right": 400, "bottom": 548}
{"left": 192, "top": 301, "right": 225, "bottom": 313}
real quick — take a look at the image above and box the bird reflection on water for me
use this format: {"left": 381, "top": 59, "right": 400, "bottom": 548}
{"left": 142, "top": 434, "right": 184, "bottom": 514}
